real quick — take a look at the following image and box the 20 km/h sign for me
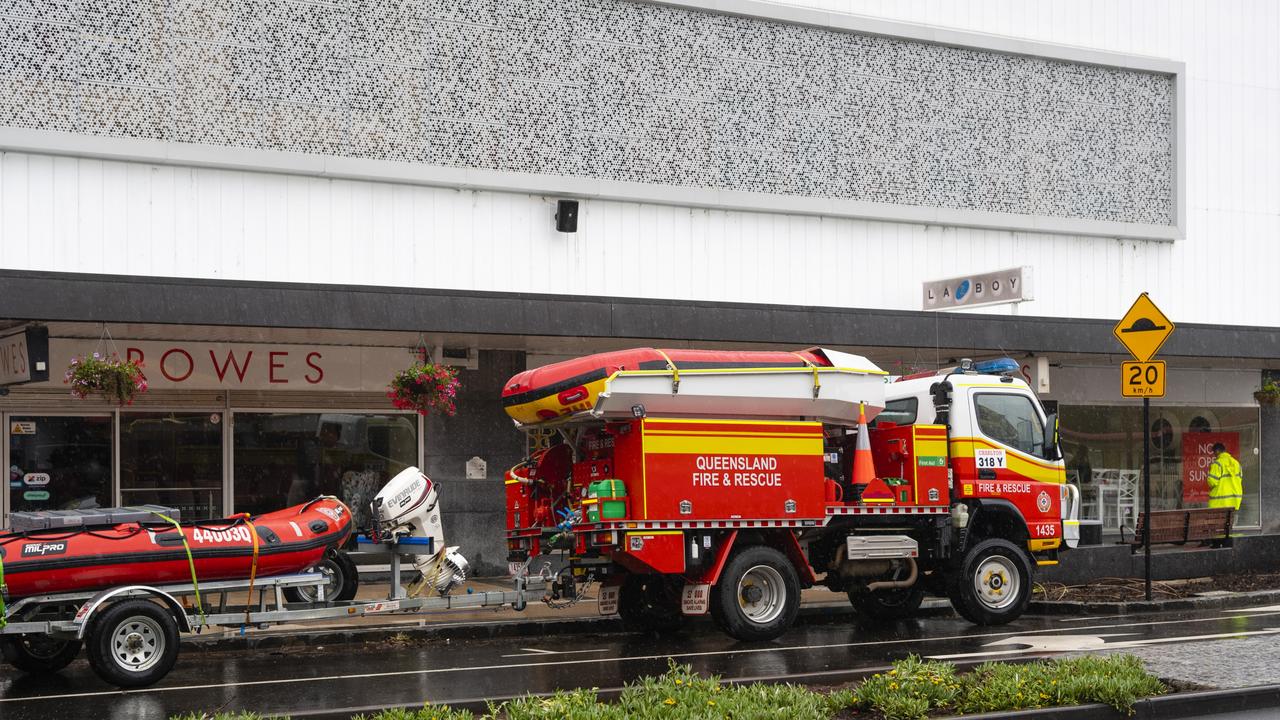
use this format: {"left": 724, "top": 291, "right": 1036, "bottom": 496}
{"left": 1121, "top": 361, "right": 1166, "bottom": 397}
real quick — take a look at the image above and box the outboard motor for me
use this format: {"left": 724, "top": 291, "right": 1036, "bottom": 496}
{"left": 372, "top": 467, "right": 469, "bottom": 596}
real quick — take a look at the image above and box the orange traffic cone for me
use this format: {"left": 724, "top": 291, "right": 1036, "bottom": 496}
{"left": 851, "top": 402, "right": 894, "bottom": 503}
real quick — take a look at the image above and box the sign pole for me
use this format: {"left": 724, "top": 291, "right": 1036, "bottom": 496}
{"left": 1143, "top": 397, "right": 1152, "bottom": 601}
{"left": 1113, "top": 292, "right": 1172, "bottom": 604}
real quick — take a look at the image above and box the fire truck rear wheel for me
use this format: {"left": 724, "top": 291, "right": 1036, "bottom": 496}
{"left": 711, "top": 546, "right": 800, "bottom": 642}
{"left": 948, "top": 538, "right": 1032, "bottom": 626}
{"left": 848, "top": 586, "right": 925, "bottom": 621}
{"left": 618, "top": 575, "right": 686, "bottom": 634}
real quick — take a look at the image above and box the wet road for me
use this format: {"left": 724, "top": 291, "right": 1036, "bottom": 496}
{"left": 5, "top": 603, "right": 1280, "bottom": 719}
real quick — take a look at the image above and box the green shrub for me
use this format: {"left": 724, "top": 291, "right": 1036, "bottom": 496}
{"left": 502, "top": 688, "right": 615, "bottom": 720}
{"left": 953, "top": 655, "right": 1165, "bottom": 714}
{"left": 853, "top": 655, "right": 963, "bottom": 720}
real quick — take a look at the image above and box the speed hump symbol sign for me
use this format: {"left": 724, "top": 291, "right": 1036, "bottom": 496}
{"left": 1122, "top": 361, "right": 1166, "bottom": 398}
{"left": 1113, "top": 293, "right": 1174, "bottom": 363}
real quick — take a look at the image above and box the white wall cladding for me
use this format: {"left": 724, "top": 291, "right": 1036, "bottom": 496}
{"left": 0, "top": 0, "right": 1174, "bottom": 228}
{"left": 0, "top": 1, "right": 1276, "bottom": 326}
{"left": 1, "top": 149, "right": 1179, "bottom": 320}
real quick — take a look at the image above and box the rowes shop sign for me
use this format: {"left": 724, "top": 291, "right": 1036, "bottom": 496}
{"left": 922, "top": 267, "right": 1033, "bottom": 311}
{"left": 0, "top": 326, "right": 50, "bottom": 386}
{"left": 47, "top": 340, "right": 408, "bottom": 392}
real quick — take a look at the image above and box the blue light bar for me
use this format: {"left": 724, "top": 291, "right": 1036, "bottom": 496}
{"left": 973, "top": 358, "right": 1020, "bottom": 375}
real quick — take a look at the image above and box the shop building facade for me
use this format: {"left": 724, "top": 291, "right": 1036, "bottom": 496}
{"left": 1, "top": 1, "right": 1278, "bottom": 574}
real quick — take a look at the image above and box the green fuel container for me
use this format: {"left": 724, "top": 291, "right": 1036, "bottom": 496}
{"left": 588, "top": 479, "right": 628, "bottom": 520}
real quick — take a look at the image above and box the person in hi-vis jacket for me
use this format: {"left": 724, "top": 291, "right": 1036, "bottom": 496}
{"left": 1206, "top": 442, "right": 1243, "bottom": 548}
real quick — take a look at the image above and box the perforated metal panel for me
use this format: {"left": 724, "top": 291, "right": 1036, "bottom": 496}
{"left": 0, "top": 0, "right": 1175, "bottom": 225}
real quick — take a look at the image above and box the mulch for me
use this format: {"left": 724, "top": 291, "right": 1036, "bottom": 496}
{"left": 1033, "top": 573, "right": 1280, "bottom": 603}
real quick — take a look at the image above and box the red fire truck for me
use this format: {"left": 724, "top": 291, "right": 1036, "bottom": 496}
{"left": 503, "top": 348, "right": 1079, "bottom": 641}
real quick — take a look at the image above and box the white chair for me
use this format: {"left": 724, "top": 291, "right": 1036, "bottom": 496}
{"left": 1092, "top": 469, "right": 1121, "bottom": 528}
{"left": 1116, "top": 470, "right": 1141, "bottom": 528}
{"left": 1068, "top": 470, "right": 1102, "bottom": 523}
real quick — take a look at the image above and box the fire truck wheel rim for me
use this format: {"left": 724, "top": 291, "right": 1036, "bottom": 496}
{"left": 738, "top": 565, "right": 786, "bottom": 624}
{"left": 111, "top": 616, "right": 165, "bottom": 672}
{"left": 972, "top": 556, "right": 1019, "bottom": 610}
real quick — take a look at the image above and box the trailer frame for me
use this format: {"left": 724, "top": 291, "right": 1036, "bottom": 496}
{"left": 1, "top": 537, "right": 545, "bottom": 687}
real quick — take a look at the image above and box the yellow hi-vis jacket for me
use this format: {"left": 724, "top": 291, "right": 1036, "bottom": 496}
{"left": 1207, "top": 451, "right": 1243, "bottom": 511}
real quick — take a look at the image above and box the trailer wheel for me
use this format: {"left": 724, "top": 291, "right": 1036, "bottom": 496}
{"left": 948, "top": 538, "right": 1032, "bottom": 626}
{"left": 86, "top": 600, "right": 180, "bottom": 688}
{"left": 285, "top": 550, "right": 360, "bottom": 603}
{"left": 618, "top": 575, "right": 685, "bottom": 634}
{"left": 848, "top": 586, "right": 925, "bottom": 621}
{"left": 1, "top": 634, "right": 83, "bottom": 674}
{"left": 710, "top": 546, "right": 800, "bottom": 642}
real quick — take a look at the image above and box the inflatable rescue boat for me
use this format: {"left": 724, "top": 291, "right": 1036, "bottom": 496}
{"left": 0, "top": 498, "right": 352, "bottom": 599}
{"left": 503, "top": 347, "right": 887, "bottom": 427}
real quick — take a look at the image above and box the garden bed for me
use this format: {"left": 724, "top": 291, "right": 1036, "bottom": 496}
{"left": 1033, "top": 572, "right": 1280, "bottom": 603}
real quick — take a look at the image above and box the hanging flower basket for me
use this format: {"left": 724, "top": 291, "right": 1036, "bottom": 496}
{"left": 1255, "top": 378, "right": 1280, "bottom": 405}
{"left": 387, "top": 359, "right": 461, "bottom": 416}
{"left": 65, "top": 353, "right": 149, "bottom": 406}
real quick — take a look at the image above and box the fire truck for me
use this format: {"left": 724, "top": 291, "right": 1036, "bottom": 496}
{"left": 502, "top": 348, "right": 1080, "bottom": 641}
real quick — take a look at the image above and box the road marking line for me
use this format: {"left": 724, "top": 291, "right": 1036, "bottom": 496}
{"left": 7, "top": 611, "right": 1279, "bottom": 704}
{"left": 930, "top": 627, "right": 1280, "bottom": 661}
{"left": 502, "top": 648, "right": 611, "bottom": 657}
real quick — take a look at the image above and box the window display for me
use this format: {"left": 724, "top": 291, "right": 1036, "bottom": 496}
{"left": 119, "top": 412, "right": 224, "bottom": 519}
{"left": 1061, "top": 405, "right": 1260, "bottom": 530}
{"left": 232, "top": 412, "right": 417, "bottom": 530}
{"left": 8, "top": 415, "right": 112, "bottom": 512}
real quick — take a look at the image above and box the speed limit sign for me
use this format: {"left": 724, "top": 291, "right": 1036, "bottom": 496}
{"left": 1121, "top": 361, "right": 1166, "bottom": 398}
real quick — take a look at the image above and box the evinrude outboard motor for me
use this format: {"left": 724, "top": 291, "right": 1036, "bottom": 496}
{"left": 372, "top": 467, "right": 469, "bottom": 596}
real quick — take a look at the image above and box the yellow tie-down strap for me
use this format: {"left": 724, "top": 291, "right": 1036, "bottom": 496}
{"left": 791, "top": 352, "right": 821, "bottom": 398}
{"left": 148, "top": 511, "right": 208, "bottom": 628}
{"left": 238, "top": 514, "right": 261, "bottom": 625}
{"left": 653, "top": 349, "right": 680, "bottom": 394}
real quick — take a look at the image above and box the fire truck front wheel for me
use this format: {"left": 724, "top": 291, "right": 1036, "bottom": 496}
{"left": 711, "top": 546, "right": 800, "bottom": 642}
{"left": 948, "top": 538, "right": 1032, "bottom": 625}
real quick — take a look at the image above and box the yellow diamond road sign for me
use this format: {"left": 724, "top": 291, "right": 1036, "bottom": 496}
{"left": 1114, "top": 293, "right": 1174, "bottom": 362}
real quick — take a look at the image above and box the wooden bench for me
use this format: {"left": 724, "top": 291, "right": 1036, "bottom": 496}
{"left": 1127, "top": 508, "right": 1234, "bottom": 552}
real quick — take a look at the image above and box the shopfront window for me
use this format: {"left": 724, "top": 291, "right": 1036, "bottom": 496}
{"left": 232, "top": 412, "right": 417, "bottom": 530}
{"left": 120, "top": 412, "right": 224, "bottom": 519}
{"left": 1061, "top": 405, "right": 1260, "bottom": 530}
{"left": 8, "top": 415, "right": 112, "bottom": 513}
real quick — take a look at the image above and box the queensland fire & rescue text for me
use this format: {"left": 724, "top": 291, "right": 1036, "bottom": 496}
{"left": 691, "top": 456, "right": 782, "bottom": 488}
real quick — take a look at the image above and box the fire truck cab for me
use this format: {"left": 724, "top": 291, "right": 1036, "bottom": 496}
{"left": 503, "top": 350, "right": 1079, "bottom": 641}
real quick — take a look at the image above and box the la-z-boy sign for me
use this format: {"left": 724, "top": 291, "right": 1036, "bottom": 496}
{"left": 48, "top": 340, "right": 407, "bottom": 392}
{"left": 923, "top": 267, "right": 1033, "bottom": 311}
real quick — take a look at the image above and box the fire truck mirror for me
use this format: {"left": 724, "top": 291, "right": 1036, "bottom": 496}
{"left": 930, "top": 381, "right": 952, "bottom": 424}
{"left": 1043, "top": 412, "right": 1061, "bottom": 461}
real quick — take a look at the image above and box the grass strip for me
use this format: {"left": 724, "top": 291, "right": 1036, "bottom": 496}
{"left": 171, "top": 652, "right": 1166, "bottom": 720}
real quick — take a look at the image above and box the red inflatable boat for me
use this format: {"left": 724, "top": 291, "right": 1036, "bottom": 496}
{"left": 0, "top": 498, "right": 352, "bottom": 599}
{"left": 503, "top": 347, "right": 835, "bottom": 425}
